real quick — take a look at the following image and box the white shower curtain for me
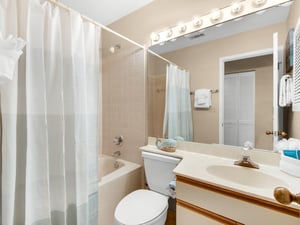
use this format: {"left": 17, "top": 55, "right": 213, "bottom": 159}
{"left": 1, "top": 0, "right": 100, "bottom": 224}
{"left": 163, "top": 64, "right": 193, "bottom": 141}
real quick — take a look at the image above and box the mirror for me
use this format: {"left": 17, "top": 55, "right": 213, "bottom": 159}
{"left": 147, "top": 3, "right": 296, "bottom": 150}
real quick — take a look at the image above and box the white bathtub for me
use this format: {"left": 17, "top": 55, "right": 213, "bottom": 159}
{"left": 98, "top": 155, "right": 142, "bottom": 225}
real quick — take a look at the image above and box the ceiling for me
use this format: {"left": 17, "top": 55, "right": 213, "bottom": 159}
{"left": 58, "top": 0, "right": 155, "bottom": 25}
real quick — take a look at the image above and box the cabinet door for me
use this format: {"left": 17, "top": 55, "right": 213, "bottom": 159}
{"left": 177, "top": 201, "right": 244, "bottom": 225}
{"left": 177, "top": 205, "right": 223, "bottom": 225}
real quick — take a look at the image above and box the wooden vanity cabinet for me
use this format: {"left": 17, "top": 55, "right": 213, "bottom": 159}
{"left": 176, "top": 175, "right": 300, "bottom": 225}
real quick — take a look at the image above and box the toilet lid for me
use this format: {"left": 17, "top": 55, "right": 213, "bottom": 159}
{"left": 115, "top": 189, "right": 168, "bottom": 224}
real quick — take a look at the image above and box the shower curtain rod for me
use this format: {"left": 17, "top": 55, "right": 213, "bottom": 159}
{"left": 46, "top": 0, "right": 145, "bottom": 49}
{"left": 148, "top": 49, "right": 188, "bottom": 72}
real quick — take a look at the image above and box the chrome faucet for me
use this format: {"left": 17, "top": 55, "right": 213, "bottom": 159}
{"left": 234, "top": 141, "right": 259, "bottom": 169}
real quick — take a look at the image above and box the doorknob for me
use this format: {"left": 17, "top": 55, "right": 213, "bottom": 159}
{"left": 273, "top": 187, "right": 300, "bottom": 205}
{"left": 265, "top": 130, "right": 287, "bottom": 137}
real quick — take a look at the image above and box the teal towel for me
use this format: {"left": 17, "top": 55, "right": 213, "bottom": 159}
{"left": 173, "top": 136, "right": 184, "bottom": 141}
{"left": 156, "top": 138, "right": 177, "bottom": 149}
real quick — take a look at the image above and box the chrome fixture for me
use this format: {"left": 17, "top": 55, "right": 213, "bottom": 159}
{"left": 109, "top": 44, "right": 121, "bottom": 54}
{"left": 112, "top": 150, "right": 121, "bottom": 158}
{"left": 113, "top": 135, "right": 124, "bottom": 145}
{"left": 234, "top": 141, "right": 260, "bottom": 169}
{"left": 112, "top": 151, "right": 121, "bottom": 168}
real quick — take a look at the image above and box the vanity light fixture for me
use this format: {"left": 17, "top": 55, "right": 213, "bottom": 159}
{"left": 280, "top": 1, "right": 293, "bottom": 7}
{"left": 255, "top": 9, "right": 267, "bottom": 15}
{"left": 150, "top": 0, "right": 293, "bottom": 46}
{"left": 252, "top": 0, "right": 267, "bottom": 7}
{"left": 210, "top": 8, "right": 222, "bottom": 22}
{"left": 151, "top": 32, "right": 160, "bottom": 42}
{"left": 193, "top": 16, "right": 202, "bottom": 28}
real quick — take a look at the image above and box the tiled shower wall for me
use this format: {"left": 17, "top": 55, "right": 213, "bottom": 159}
{"left": 102, "top": 30, "right": 146, "bottom": 164}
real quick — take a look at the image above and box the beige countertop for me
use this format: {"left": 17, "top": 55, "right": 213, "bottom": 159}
{"left": 140, "top": 144, "right": 300, "bottom": 211}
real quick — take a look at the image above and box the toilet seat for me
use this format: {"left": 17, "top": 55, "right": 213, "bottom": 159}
{"left": 114, "top": 189, "right": 168, "bottom": 225}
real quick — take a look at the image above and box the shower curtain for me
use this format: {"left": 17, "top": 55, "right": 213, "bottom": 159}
{"left": 1, "top": 0, "right": 100, "bottom": 224}
{"left": 163, "top": 64, "right": 193, "bottom": 141}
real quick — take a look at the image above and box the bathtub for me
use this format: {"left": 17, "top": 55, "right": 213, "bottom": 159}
{"left": 98, "top": 155, "right": 142, "bottom": 225}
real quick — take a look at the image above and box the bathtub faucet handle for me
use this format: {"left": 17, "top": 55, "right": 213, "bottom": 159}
{"left": 112, "top": 150, "right": 121, "bottom": 158}
{"left": 113, "top": 135, "right": 124, "bottom": 145}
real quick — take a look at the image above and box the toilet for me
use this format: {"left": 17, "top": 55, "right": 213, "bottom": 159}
{"left": 114, "top": 151, "right": 181, "bottom": 225}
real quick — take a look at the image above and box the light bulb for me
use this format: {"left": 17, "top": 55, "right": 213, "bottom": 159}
{"left": 166, "top": 29, "right": 173, "bottom": 38}
{"left": 193, "top": 16, "right": 202, "bottom": 28}
{"left": 231, "top": 2, "right": 243, "bottom": 15}
{"left": 210, "top": 8, "right": 222, "bottom": 22}
{"left": 151, "top": 32, "right": 160, "bottom": 42}
{"left": 253, "top": 0, "right": 267, "bottom": 7}
{"left": 177, "top": 23, "right": 187, "bottom": 33}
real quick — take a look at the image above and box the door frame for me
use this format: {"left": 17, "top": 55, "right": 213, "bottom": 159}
{"left": 219, "top": 47, "right": 283, "bottom": 145}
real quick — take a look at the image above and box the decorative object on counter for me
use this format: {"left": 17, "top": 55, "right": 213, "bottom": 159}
{"left": 273, "top": 187, "right": 300, "bottom": 205}
{"left": 156, "top": 138, "right": 177, "bottom": 152}
{"left": 276, "top": 138, "right": 300, "bottom": 177}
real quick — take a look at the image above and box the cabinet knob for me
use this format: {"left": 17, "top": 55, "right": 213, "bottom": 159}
{"left": 273, "top": 187, "right": 300, "bottom": 205}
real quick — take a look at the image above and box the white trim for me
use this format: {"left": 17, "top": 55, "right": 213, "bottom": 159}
{"left": 219, "top": 48, "right": 275, "bottom": 144}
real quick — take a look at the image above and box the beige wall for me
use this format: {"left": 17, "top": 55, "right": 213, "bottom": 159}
{"left": 102, "top": 30, "right": 146, "bottom": 164}
{"left": 287, "top": 0, "right": 300, "bottom": 139}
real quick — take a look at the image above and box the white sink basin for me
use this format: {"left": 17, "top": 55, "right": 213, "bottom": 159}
{"left": 206, "top": 165, "right": 288, "bottom": 189}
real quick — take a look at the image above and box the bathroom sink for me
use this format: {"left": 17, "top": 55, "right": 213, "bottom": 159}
{"left": 206, "top": 165, "right": 288, "bottom": 189}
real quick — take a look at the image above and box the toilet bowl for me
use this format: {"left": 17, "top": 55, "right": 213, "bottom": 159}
{"left": 114, "top": 189, "right": 168, "bottom": 225}
{"left": 114, "top": 151, "right": 181, "bottom": 225}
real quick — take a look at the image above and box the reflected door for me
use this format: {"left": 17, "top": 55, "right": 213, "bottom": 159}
{"left": 224, "top": 71, "right": 255, "bottom": 146}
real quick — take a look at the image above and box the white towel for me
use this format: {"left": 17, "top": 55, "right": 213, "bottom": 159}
{"left": 0, "top": 33, "right": 26, "bottom": 84}
{"left": 279, "top": 75, "right": 293, "bottom": 107}
{"left": 194, "top": 89, "right": 211, "bottom": 109}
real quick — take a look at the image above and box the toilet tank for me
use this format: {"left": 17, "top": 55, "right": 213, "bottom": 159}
{"left": 142, "top": 151, "right": 182, "bottom": 197}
